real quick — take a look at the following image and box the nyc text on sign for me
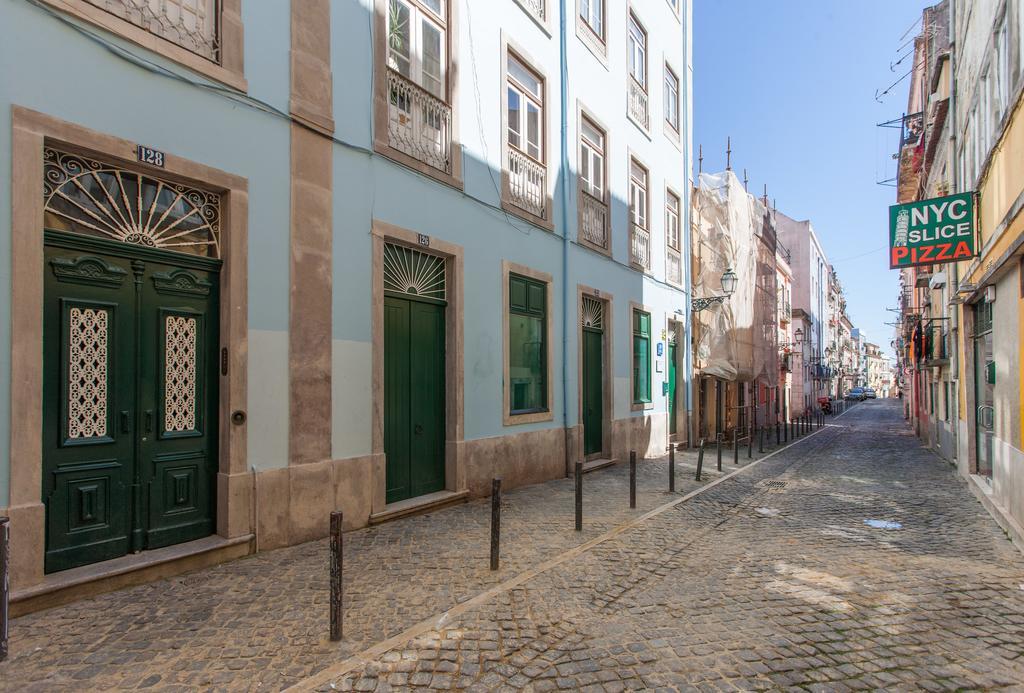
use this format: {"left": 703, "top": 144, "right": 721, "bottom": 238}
{"left": 889, "top": 192, "right": 976, "bottom": 269}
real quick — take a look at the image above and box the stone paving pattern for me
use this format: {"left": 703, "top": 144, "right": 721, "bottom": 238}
{"left": 5, "top": 401, "right": 1024, "bottom": 691}
{"left": 0, "top": 426, "right": 736, "bottom": 691}
{"left": 319, "top": 401, "right": 1024, "bottom": 692}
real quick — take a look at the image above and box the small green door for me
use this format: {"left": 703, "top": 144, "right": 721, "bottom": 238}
{"left": 668, "top": 342, "right": 678, "bottom": 436}
{"left": 582, "top": 328, "right": 603, "bottom": 456}
{"left": 384, "top": 295, "right": 446, "bottom": 503}
{"left": 43, "top": 234, "right": 219, "bottom": 573}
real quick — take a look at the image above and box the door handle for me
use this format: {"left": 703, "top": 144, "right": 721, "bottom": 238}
{"left": 414, "top": 424, "right": 423, "bottom": 435}
{"left": 144, "top": 410, "right": 154, "bottom": 433}
{"left": 120, "top": 411, "right": 130, "bottom": 434}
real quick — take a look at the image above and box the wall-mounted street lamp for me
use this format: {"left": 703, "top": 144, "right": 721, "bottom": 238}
{"left": 691, "top": 268, "right": 738, "bottom": 312}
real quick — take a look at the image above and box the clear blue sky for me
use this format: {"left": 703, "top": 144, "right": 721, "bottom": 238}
{"left": 694, "top": 0, "right": 932, "bottom": 358}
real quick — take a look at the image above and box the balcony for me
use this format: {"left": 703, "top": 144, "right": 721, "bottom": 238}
{"left": 90, "top": 0, "right": 220, "bottom": 60}
{"left": 517, "top": 0, "right": 545, "bottom": 22}
{"left": 579, "top": 189, "right": 609, "bottom": 250}
{"left": 628, "top": 79, "right": 649, "bottom": 130}
{"left": 667, "top": 248, "right": 682, "bottom": 285}
{"left": 630, "top": 223, "right": 650, "bottom": 269}
{"left": 508, "top": 148, "right": 547, "bottom": 218}
{"left": 387, "top": 68, "right": 453, "bottom": 174}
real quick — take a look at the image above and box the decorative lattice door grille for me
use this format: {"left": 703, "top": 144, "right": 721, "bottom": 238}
{"left": 44, "top": 148, "right": 221, "bottom": 258}
{"left": 581, "top": 295, "right": 604, "bottom": 330}
{"left": 68, "top": 307, "right": 110, "bottom": 439}
{"left": 165, "top": 315, "right": 198, "bottom": 432}
{"left": 383, "top": 243, "right": 447, "bottom": 301}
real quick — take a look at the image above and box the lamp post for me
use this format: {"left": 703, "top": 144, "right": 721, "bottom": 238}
{"left": 691, "top": 268, "right": 738, "bottom": 312}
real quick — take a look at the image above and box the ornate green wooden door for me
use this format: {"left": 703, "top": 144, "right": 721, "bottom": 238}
{"left": 382, "top": 243, "right": 447, "bottom": 504}
{"left": 43, "top": 236, "right": 219, "bottom": 572}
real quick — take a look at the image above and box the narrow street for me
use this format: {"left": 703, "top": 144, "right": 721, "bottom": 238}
{"left": 3, "top": 401, "right": 1023, "bottom": 691}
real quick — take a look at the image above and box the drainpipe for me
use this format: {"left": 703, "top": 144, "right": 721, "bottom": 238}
{"left": 682, "top": 2, "right": 695, "bottom": 446}
{"left": 559, "top": 0, "right": 572, "bottom": 477}
{"left": 948, "top": 0, "right": 961, "bottom": 460}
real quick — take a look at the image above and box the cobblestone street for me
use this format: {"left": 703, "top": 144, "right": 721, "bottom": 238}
{"left": 4, "top": 400, "right": 1024, "bottom": 691}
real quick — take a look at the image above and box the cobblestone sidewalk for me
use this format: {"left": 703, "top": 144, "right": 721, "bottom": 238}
{"left": 311, "top": 400, "right": 1024, "bottom": 692}
{"left": 1, "top": 428, "right": 761, "bottom": 692}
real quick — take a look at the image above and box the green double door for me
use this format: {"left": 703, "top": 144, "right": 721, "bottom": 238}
{"left": 384, "top": 295, "right": 446, "bottom": 503}
{"left": 42, "top": 235, "right": 219, "bottom": 573}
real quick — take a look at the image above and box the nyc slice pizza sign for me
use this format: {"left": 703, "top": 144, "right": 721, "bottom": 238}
{"left": 889, "top": 192, "right": 976, "bottom": 269}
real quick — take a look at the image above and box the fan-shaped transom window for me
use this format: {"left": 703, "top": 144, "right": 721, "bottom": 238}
{"left": 44, "top": 148, "right": 221, "bottom": 259}
{"left": 383, "top": 243, "right": 447, "bottom": 301}
{"left": 581, "top": 295, "right": 604, "bottom": 330}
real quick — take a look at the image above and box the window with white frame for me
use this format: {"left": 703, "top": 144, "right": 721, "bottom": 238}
{"left": 579, "top": 116, "right": 605, "bottom": 199}
{"left": 664, "top": 64, "right": 680, "bottom": 132}
{"left": 384, "top": 0, "right": 452, "bottom": 173}
{"left": 507, "top": 54, "right": 544, "bottom": 162}
{"left": 628, "top": 14, "right": 647, "bottom": 89}
{"left": 387, "top": 0, "right": 447, "bottom": 99}
{"left": 505, "top": 52, "right": 547, "bottom": 219}
{"left": 630, "top": 159, "right": 648, "bottom": 228}
{"left": 580, "top": 0, "right": 604, "bottom": 40}
{"left": 666, "top": 191, "right": 680, "bottom": 250}
{"left": 579, "top": 115, "right": 608, "bottom": 248}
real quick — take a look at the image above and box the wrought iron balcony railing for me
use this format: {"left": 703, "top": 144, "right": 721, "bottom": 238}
{"left": 387, "top": 68, "right": 453, "bottom": 174}
{"left": 90, "top": 0, "right": 220, "bottom": 60}
{"left": 628, "top": 79, "right": 649, "bottom": 130}
{"left": 508, "top": 148, "right": 547, "bottom": 218}
{"left": 519, "top": 0, "right": 545, "bottom": 21}
{"left": 579, "top": 189, "right": 608, "bottom": 249}
{"left": 630, "top": 222, "right": 650, "bottom": 269}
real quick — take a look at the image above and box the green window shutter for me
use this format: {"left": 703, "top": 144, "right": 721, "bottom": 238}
{"left": 509, "top": 274, "right": 548, "bottom": 414}
{"left": 632, "top": 309, "right": 651, "bottom": 403}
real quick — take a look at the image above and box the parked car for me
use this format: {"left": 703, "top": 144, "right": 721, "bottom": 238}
{"left": 845, "top": 387, "right": 866, "bottom": 401}
{"left": 864, "top": 388, "right": 877, "bottom": 399}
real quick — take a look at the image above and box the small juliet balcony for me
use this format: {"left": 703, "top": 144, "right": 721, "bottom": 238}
{"left": 387, "top": 68, "right": 453, "bottom": 174}
{"left": 579, "top": 188, "right": 609, "bottom": 250}
{"left": 508, "top": 148, "right": 547, "bottom": 219}
{"left": 628, "top": 78, "right": 649, "bottom": 130}
{"left": 630, "top": 222, "right": 651, "bottom": 270}
{"left": 666, "top": 247, "right": 682, "bottom": 285}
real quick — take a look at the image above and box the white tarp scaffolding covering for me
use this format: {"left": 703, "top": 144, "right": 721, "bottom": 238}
{"left": 691, "top": 171, "right": 778, "bottom": 387}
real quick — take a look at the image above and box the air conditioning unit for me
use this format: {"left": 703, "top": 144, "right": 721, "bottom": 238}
{"left": 928, "top": 272, "right": 946, "bottom": 290}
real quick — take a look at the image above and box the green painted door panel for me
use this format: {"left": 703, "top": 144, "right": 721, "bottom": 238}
{"left": 139, "top": 262, "right": 219, "bottom": 550}
{"left": 43, "top": 249, "right": 136, "bottom": 572}
{"left": 384, "top": 295, "right": 446, "bottom": 503}
{"left": 43, "top": 235, "right": 219, "bottom": 573}
{"left": 583, "top": 329, "right": 603, "bottom": 456}
{"left": 668, "top": 343, "right": 677, "bottom": 435}
{"left": 409, "top": 301, "right": 445, "bottom": 497}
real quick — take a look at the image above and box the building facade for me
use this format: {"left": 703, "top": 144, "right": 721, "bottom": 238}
{"left": 897, "top": 0, "right": 1024, "bottom": 545}
{"left": 0, "top": 0, "right": 692, "bottom": 602}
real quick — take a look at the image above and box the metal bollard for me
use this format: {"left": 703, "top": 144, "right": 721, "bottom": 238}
{"left": 784, "top": 419, "right": 789, "bottom": 443}
{"left": 669, "top": 444, "right": 676, "bottom": 492}
{"left": 695, "top": 439, "right": 705, "bottom": 481}
{"left": 490, "top": 478, "right": 501, "bottom": 571}
{"left": 1, "top": 516, "right": 8, "bottom": 663}
{"left": 776, "top": 422, "right": 781, "bottom": 446}
{"left": 575, "top": 461, "right": 583, "bottom": 531}
{"left": 629, "top": 450, "right": 637, "bottom": 509}
{"left": 733, "top": 428, "right": 739, "bottom": 465}
{"left": 330, "top": 511, "right": 343, "bottom": 641}
{"left": 747, "top": 427, "right": 753, "bottom": 459}
{"left": 717, "top": 435, "right": 723, "bottom": 471}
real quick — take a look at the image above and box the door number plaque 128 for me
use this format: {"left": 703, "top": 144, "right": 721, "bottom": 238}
{"left": 137, "top": 144, "right": 166, "bottom": 168}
